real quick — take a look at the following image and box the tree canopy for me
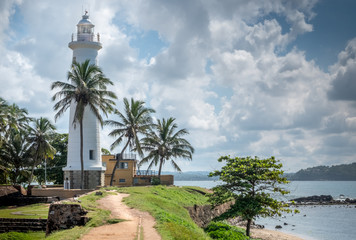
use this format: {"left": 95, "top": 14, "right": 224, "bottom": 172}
{"left": 51, "top": 59, "right": 117, "bottom": 189}
{"left": 139, "top": 117, "right": 194, "bottom": 181}
{"left": 105, "top": 97, "right": 155, "bottom": 186}
{"left": 209, "top": 156, "right": 293, "bottom": 237}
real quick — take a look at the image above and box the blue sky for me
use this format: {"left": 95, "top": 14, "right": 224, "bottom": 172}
{"left": 1, "top": 0, "right": 356, "bottom": 173}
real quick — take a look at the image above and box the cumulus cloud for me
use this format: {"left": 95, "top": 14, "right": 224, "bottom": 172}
{"left": 2, "top": 0, "right": 356, "bottom": 172}
{"left": 328, "top": 38, "right": 356, "bottom": 101}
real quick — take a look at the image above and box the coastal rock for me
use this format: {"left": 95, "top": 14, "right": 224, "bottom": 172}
{"left": 275, "top": 225, "right": 282, "bottom": 229}
{"left": 345, "top": 198, "right": 356, "bottom": 203}
{"left": 226, "top": 217, "right": 264, "bottom": 229}
{"left": 291, "top": 195, "right": 333, "bottom": 203}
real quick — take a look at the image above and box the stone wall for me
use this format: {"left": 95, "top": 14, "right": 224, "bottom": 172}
{"left": 186, "top": 201, "right": 235, "bottom": 228}
{"left": 0, "top": 218, "right": 47, "bottom": 233}
{"left": 46, "top": 203, "right": 88, "bottom": 236}
{"left": 64, "top": 170, "right": 105, "bottom": 189}
{"left": 1, "top": 196, "right": 59, "bottom": 206}
{"left": 32, "top": 188, "right": 94, "bottom": 200}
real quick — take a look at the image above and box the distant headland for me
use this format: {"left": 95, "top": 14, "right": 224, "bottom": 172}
{"left": 287, "top": 162, "right": 356, "bottom": 181}
{"left": 169, "top": 162, "right": 356, "bottom": 181}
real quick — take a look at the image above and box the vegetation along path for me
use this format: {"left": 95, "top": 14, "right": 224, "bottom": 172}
{"left": 81, "top": 192, "right": 161, "bottom": 240}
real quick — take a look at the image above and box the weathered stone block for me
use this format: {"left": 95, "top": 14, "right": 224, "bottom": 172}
{"left": 46, "top": 203, "right": 88, "bottom": 236}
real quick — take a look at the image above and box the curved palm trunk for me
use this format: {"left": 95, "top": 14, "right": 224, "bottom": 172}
{"left": 109, "top": 139, "right": 130, "bottom": 186}
{"left": 28, "top": 150, "right": 39, "bottom": 195}
{"left": 158, "top": 156, "right": 164, "bottom": 183}
{"left": 80, "top": 119, "right": 84, "bottom": 189}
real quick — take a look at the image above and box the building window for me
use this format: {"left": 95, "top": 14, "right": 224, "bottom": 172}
{"left": 120, "top": 162, "right": 128, "bottom": 169}
{"left": 119, "top": 179, "right": 126, "bottom": 183}
{"left": 89, "top": 150, "right": 94, "bottom": 160}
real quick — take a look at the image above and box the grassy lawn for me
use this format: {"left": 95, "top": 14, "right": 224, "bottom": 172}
{"left": 114, "top": 185, "right": 257, "bottom": 240}
{"left": 0, "top": 204, "right": 49, "bottom": 219}
{"left": 114, "top": 185, "right": 212, "bottom": 240}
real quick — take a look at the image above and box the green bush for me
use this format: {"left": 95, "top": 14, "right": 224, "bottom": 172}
{"left": 205, "top": 222, "right": 247, "bottom": 240}
{"left": 151, "top": 176, "right": 161, "bottom": 185}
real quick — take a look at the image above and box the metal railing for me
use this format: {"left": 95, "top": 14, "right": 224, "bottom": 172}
{"left": 135, "top": 170, "right": 156, "bottom": 176}
{"left": 116, "top": 153, "right": 137, "bottom": 160}
{"left": 71, "top": 33, "right": 100, "bottom": 42}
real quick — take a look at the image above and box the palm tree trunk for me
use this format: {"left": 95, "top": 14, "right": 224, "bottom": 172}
{"left": 28, "top": 150, "right": 39, "bottom": 195}
{"left": 158, "top": 157, "right": 164, "bottom": 183}
{"left": 80, "top": 119, "right": 84, "bottom": 189}
{"left": 110, "top": 139, "right": 131, "bottom": 186}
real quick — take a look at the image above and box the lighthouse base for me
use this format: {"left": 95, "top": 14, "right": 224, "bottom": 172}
{"left": 63, "top": 170, "right": 105, "bottom": 189}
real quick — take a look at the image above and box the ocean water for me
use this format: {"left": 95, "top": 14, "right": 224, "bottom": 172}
{"left": 175, "top": 180, "right": 356, "bottom": 240}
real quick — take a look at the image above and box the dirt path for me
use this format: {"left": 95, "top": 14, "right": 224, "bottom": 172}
{"left": 81, "top": 192, "right": 161, "bottom": 240}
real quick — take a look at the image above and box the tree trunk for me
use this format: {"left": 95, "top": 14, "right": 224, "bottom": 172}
{"left": 109, "top": 139, "right": 130, "bottom": 186}
{"left": 158, "top": 157, "right": 164, "bottom": 183}
{"left": 80, "top": 119, "right": 84, "bottom": 189}
{"left": 28, "top": 150, "right": 39, "bottom": 195}
{"left": 246, "top": 218, "right": 252, "bottom": 237}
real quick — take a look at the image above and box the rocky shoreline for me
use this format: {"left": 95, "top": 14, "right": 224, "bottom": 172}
{"left": 290, "top": 195, "right": 356, "bottom": 205}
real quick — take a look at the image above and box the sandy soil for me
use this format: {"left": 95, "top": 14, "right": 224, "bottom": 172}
{"left": 250, "top": 228, "right": 304, "bottom": 240}
{"left": 81, "top": 192, "right": 161, "bottom": 240}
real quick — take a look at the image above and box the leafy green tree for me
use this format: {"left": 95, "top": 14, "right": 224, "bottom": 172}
{"left": 27, "top": 117, "right": 57, "bottom": 188}
{"left": 51, "top": 60, "right": 117, "bottom": 189}
{"left": 105, "top": 98, "right": 155, "bottom": 186}
{"left": 209, "top": 156, "right": 293, "bottom": 237}
{"left": 139, "top": 117, "right": 194, "bottom": 181}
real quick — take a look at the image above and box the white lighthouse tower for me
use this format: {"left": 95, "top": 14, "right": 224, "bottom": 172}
{"left": 63, "top": 12, "right": 105, "bottom": 189}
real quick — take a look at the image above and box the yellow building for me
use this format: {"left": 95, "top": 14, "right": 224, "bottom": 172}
{"left": 102, "top": 154, "right": 174, "bottom": 187}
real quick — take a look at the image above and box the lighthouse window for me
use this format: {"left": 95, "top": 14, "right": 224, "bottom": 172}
{"left": 89, "top": 150, "right": 94, "bottom": 160}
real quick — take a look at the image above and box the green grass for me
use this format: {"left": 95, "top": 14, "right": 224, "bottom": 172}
{"left": 0, "top": 187, "right": 257, "bottom": 240}
{"left": 0, "top": 204, "right": 49, "bottom": 219}
{"left": 114, "top": 185, "right": 212, "bottom": 240}
{"left": 0, "top": 232, "right": 45, "bottom": 240}
{"left": 0, "top": 190, "right": 120, "bottom": 240}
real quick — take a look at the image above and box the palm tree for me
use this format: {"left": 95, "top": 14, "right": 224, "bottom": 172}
{"left": 0, "top": 128, "right": 32, "bottom": 184}
{"left": 105, "top": 97, "right": 155, "bottom": 186}
{"left": 139, "top": 117, "right": 194, "bottom": 180}
{"left": 51, "top": 60, "right": 117, "bottom": 189}
{"left": 0, "top": 99, "right": 30, "bottom": 141}
{"left": 27, "top": 117, "right": 56, "bottom": 188}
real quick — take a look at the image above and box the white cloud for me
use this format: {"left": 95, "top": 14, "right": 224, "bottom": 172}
{"left": 2, "top": 0, "right": 356, "bottom": 173}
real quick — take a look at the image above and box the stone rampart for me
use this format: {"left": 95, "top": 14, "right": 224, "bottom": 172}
{"left": 186, "top": 201, "right": 234, "bottom": 228}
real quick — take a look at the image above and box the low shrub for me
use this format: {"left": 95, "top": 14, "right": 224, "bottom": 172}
{"left": 205, "top": 221, "right": 247, "bottom": 240}
{"left": 151, "top": 176, "right": 161, "bottom": 185}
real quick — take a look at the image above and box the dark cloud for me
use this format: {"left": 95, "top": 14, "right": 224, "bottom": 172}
{"left": 328, "top": 38, "right": 356, "bottom": 101}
